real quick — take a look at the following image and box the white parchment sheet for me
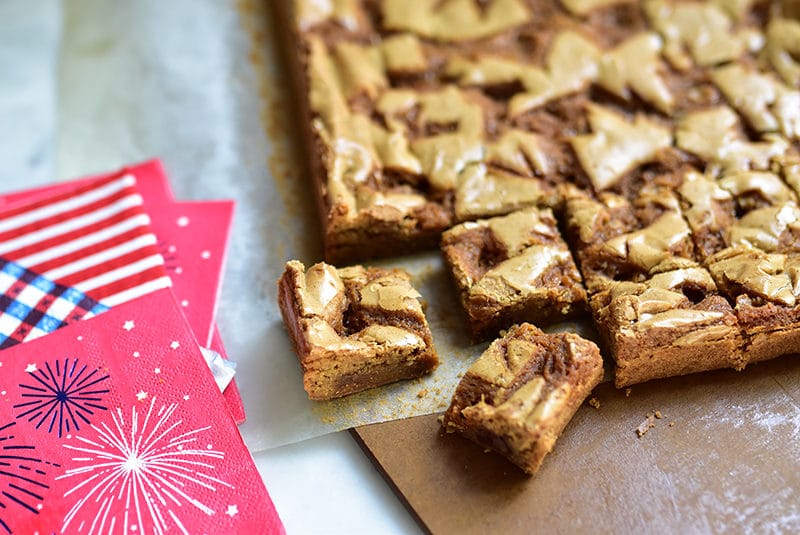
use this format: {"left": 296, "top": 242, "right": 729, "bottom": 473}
{"left": 0, "top": 0, "right": 596, "bottom": 450}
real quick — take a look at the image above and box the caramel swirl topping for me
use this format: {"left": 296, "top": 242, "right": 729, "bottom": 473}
{"left": 382, "top": 0, "right": 530, "bottom": 42}
{"left": 571, "top": 104, "right": 672, "bottom": 191}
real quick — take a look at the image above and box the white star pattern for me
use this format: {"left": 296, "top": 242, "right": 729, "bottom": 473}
{"left": 154, "top": 368, "right": 161, "bottom": 374}
{"left": 25, "top": 363, "right": 37, "bottom": 373}
{"left": 133, "top": 351, "right": 140, "bottom": 358}
{"left": 177, "top": 216, "right": 190, "bottom": 227}
{"left": 123, "top": 321, "right": 135, "bottom": 331}
{"left": 183, "top": 395, "right": 190, "bottom": 401}
{"left": 170, "top": 341, "right": 180, "bottom": 350}
{"left": 181, "top": 300, "right": 189, "bottom": 307}
{"left": 201, "top": 251, "right": 211, "bottom": 260}
{"left": 136, "top": 391, "right": 148, "bottom": 402}
{"left": 226, "top": 505, "right": 238, "bottom": 517}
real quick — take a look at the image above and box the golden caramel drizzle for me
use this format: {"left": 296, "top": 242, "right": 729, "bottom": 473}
{"left": 597, "top": 33, "right": 674, "bottom": 114}
{"left": 678, "top": 171, "right": 733, "bottom": 231}
{"left": 485, "top": 130, "right": 550, "bottom": 177}
{"left": 294, "top": 261, "right": 348, "bottom": 321}
{"left": 676, "top": 106, "right": 789, "bottom": 174}
{"left": 411, "top": 87, "right": 485, "bottom": 190}
{"left": 291, "top": 261, "right": 427, "bottom": 351}
{"left": 382, "top": 0, "right": 530, "bottom": 42}
{"left": 644, "top": 0, "right": 754, "bottom": 69}
{"left": 358, "top": 274, "right": 425, "bottom": 313}
{"left": 486, "top": 208, "right": 560, "bottom": 255}
{"left": 726, "top": 202, "right": 800, "bottom": 253}
{"left": 712, "top": 64, "right": 800, "bottom": 140}
{"left": 471, "top": 245, "right": 573, "bottom": 301}
{"left": 604, "top": 267, "right": 730, "bottom": 331}
{"left": 571, "top": 104, "right": 672, "bottom": 190}
{"left": 707, "top": 247, "right": 797, "bottom": 306}
{"left": 455, "top": 164, "right": 551, "bottom": 221}
{"left": 295, "top": 0, "right": 363, "bottom": 31}
{"left": 446, "top": 32, "right": 600, "bottom": 116}
{"left": 333, "top": 41, "right": 386, "bottom": 100}
{"left": 381, "top": 33, "right": 428, "bottom": 73}
{"left": 717, "top": 171, "right": 797, "bottom": 207}
{"left": 469, "top": 337, "right": 540, "bottom": 386}
{"left": 560, "top": 0, "right": 632, "bottom": 16}
{"left": 602, "top": 212, "right": 692, "bottom": 271}
{"left": 448, "top": 30, "right": 675, "bottom": 114}
{"left": 764, "top": 18, "right": 800, "bottom": 87}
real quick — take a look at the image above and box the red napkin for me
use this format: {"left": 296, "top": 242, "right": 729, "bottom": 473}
{"left": 0, "top": 289, "right": 283, "bottom": 534}
{"left": 0, "top": 161, "right": 246, "bottom": 424}
{"left": 0, "top": 174, "right": 171, "bottom": 306}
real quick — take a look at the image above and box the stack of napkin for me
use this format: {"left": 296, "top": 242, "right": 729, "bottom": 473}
{"left": 0, "top": 161, "right": 283, "bottom": 533}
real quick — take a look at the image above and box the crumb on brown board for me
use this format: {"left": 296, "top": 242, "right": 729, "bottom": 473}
{"left": 636, "top": 412, "right": 657, "bottom": 438}
{"left": 588, "top": 397, "right": 601, "bottom": 409}
{"left": 625, "top": 388, "right": 632, "bottom": 397}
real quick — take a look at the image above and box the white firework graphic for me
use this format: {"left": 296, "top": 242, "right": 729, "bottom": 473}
{"left": 56, "top": 397, "right": 233, "bottom": 535}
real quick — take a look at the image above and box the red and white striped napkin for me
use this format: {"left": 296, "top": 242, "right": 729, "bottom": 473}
{"left": 0, "top": 174, "right": 171, "bottom": 306}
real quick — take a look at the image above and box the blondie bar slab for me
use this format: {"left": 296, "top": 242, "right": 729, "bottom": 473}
{"left": 280, "top": 0, "right": 800, "bottom": 385}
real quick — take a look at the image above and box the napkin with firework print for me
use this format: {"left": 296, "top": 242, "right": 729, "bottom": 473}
{"left": 0, "top": 160, "right": 245, "bottom": 424}
{"left": 0, "top": 288, "right": 283, "bottom": 534}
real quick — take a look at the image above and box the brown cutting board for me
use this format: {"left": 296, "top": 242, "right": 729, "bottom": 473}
{"left": 353, "top": 357, "right": 800, "bottom": 534}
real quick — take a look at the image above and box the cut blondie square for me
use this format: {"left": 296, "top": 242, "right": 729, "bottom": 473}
{"left": 563, "top": 184, "right": 699, "bottom": 295}
{"left": 443, "top": 323, "right": 603, "bottom": 475}
{"left": 441, "top": 208, "right": 586, "bottom": 341}
{"left": 678, "top": 166, "right": 800, "bottom": 364}
{"left": 564, "top": 186, "right": 745, "bottom": 387}
{"left": 590, "top": 267, "right": 745, "bottom": 388}
{"left": 707, "top": 247, "right": 800, "bottom": 363}
{"left": 277, "top": 260, "right": 438, "bottom": 400}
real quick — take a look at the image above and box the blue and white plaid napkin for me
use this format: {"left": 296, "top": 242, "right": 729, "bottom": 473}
{"left": 0, "top": 258, "right": 108, "bottom": 349}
